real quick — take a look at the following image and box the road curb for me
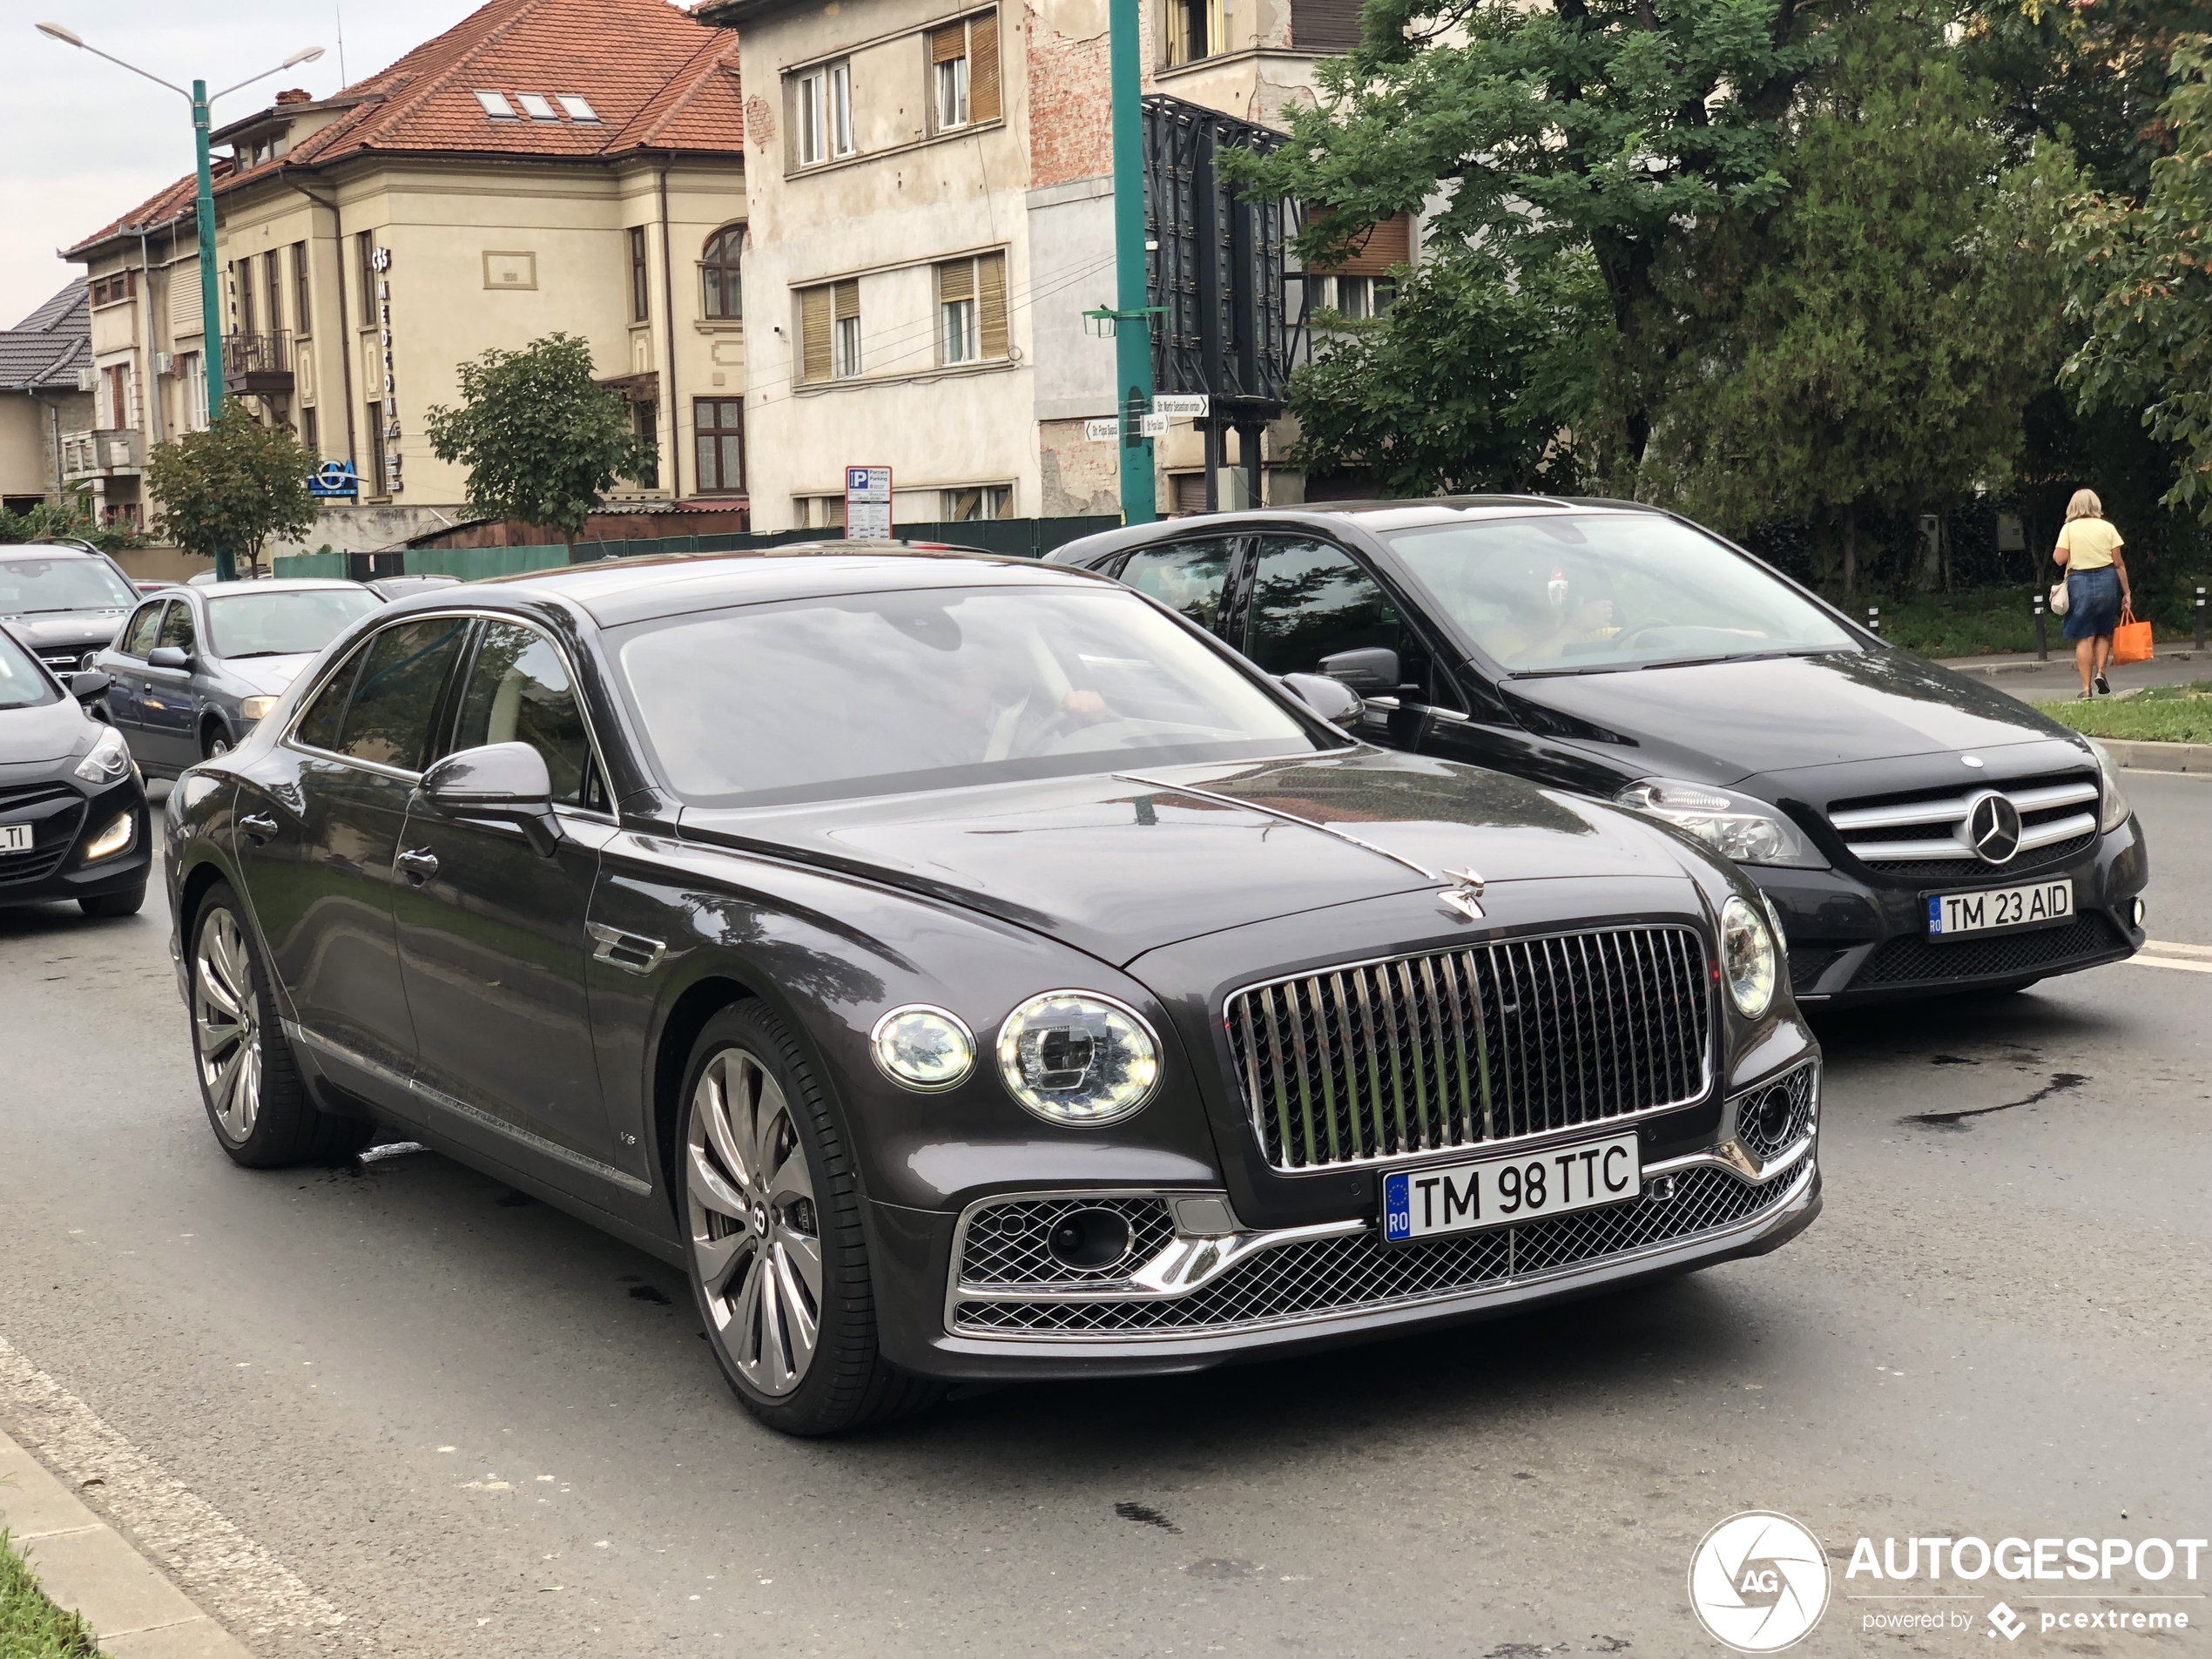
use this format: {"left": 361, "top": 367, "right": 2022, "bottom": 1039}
{"left": 1937, "top": 648, "right": 2202, "bottom": 678}
{"left": 0, "top": 1426, "right": 254, "bottom": 1659}
{"left": 2095, "top": 737, "right": 2212, "bottom": 772}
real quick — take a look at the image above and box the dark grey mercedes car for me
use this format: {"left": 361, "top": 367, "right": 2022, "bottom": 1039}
{"left": 164, "top": 547, "right": 1820, "bottom": 1434}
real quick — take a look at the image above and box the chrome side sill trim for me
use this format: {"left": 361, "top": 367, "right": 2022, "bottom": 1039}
{"left": 282, "top": 1019, "right": 651, "bottom": 1196}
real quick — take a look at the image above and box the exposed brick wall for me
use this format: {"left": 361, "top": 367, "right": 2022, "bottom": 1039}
{"left": 1027, "top": 2, "right": 1114, "bottom": 189}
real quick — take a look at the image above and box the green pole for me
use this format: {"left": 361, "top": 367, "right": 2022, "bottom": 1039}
{"left": 1109, "top": 0, "right": 1155, "bottom": 526}
{"left": 192, "top": 77, "right": 234, "bottom": 582}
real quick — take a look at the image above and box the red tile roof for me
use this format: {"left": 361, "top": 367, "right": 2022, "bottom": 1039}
{"left": 66, "top": 0, "right": 740, "bottom": 256}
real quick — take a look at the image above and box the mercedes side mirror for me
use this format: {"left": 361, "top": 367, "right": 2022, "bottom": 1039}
{"left": 68, "top": 669, "right": 111, "bottom": 701}
{"left": 1281, "top": 671, "right": 1364, "bottom": 729}
{"left": 1318, "top": 646, "right": 1401, "bottom": 694}
{"left": 420, "top": 741, "right": 559, "bottom": 855}
{"left": 147, "top": 645, "right": 192, "bottom": 671}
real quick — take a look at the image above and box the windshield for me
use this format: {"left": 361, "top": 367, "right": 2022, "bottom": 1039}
{"left": 0, "top": 628, "right": 60, "bottom": 709}
{"left": 206, "top": 589, "right": 383, "bottom": 658}
{"left": 617, "top": 583, "right": 1326, "bottom": 807}
{"left": 0, "top": 556, "right": 136, "bottom": 616}
{"left": 1383, "top": 514, "right": 1857, "bottom": 674}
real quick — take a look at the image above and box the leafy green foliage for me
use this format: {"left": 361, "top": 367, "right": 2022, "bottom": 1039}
{"left": 2062, "top": 37, "right": 2212, "bottom": 523}
{"left": 143, "top": 401, "right": 317, "bottom": 575}
{"left": 1285, "top": 252, "right": 1609, "bottom": 496}
{"left": 1, "top": 1530, "right": 104, "bottom": 1659}
{"left": 0, "top": 493, "right": 137, "bottom": 552}
{"left": 1656, "top": 12, "right": 2076, "bottom": 590}
{"left": 424, "top": 334, "right": 652, "bottom": 538}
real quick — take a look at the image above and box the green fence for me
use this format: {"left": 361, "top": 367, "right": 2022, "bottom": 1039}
{"left": 270, "top": 550, "right": 349, "bottom": 579}
{"left": 405, "top": 543, "right": 571, "bottom": 581}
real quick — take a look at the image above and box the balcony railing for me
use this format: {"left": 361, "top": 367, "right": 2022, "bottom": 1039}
{"left": 222, "top": 331, "right": 293, "bottom": 394}
{"left": 60, "top": 428, "right": 143, "bottom": 480}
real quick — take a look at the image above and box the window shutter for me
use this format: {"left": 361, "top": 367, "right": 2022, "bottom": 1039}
{"left": 834, "top": 278, "right": 860, "bottom": 320}
{"left": 937, "top": 259, "right": 975, "bottom": 307}
{"left": 978, "top": 252, "right": 1008, "bottom": 357}
{"left": 931, "top": 21, "right": 967, "bottom": 62}
{"left": 969, "top": 13, "right": 1001, "bottom": 122}
{"left": 800, "top": 285, "right": 833, "bottom": 382}
{"left": 1325, "top": 212, "right": 1412, "bottom": 276}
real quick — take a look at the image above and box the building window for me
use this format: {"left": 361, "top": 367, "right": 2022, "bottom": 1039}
{"left": 101, "top": 364, "right": 132, "bottom": 429}
{"left": 1309, "top": 273, "right": 1397, "bottom": 319}
{"left": 1306, "top": 212, "right": 1411, "bottom": 320}
{"left": 475, "top": 90, "right": 518, "bottom": 120}
{"left": 829, "top": 62, "right": 854, "bottom": 157}
{"left": 365, "top": 401, "right": 387, "bottom": 495}
{"left": 236, "top": 259, "right": 256, "bottom": 336}
{"left": 632, "top": 401, "right": 658, "bottom": 489}
{"left": 179, "top": 352, "right": 206, "bottom": 429}
{"left": 797, "top": 68, "right": 827, "bottom": 165}
{"left": 798, "top": 495, "right": 846, "bottom": 529}
{"left": 800, "top": 279, "right": 861, "bottom": 383}
{"left": 694, "top": 398, "right": 745, "bottom": 494}
{"left": 90, "top": 271, "right": 137, "bottom": 307}
{"left": 933, "top": 26, "right": 969, "bottom": 129}
{"left": 935, "top": 253, "right": 1008, "bottom": 365}
{"left": 1165, "top": 0, "right": 1225, "bottom": 64}
{"left": 702, "top": 227, "right": 743, "bottom": 320}
{"left": 357, "top": 234, "right": 377, "bottom": 326}
{"left": 630, "top": 226, "right": 651, "bottom": 322}
{"left": 943, "top": 485, "right": 1010, "bottom": 521}
{"left": 292, "top": 242, "right": 311, "bottom": 338}
{"left": 302, "top": 405, "right": 319, "bottom": 457}
{"left": 264, "top": 250, "right": 284, "bottom": 333}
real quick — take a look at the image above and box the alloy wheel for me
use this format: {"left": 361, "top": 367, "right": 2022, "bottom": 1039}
{"left": 193, "top": 907, "right": 261, "bottom": 1141}
{"left": 686, "top": 1047, "right": 823, "bottom": 1397}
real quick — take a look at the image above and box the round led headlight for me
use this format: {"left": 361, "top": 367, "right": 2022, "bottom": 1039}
{"left": 1720, "top": 895, "right": 1777, "bottom": 1020}
{"left": 995, "top": 991, "right": 1160, "bottom": 1126}
{"left": 869, "top": 1005, "right": 975, "bottom": 1092}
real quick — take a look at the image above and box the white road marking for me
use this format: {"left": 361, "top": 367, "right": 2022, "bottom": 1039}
{"left": 0, "top": 1334, "right": 347, "bottom": 1643}
{"left": 2143, "top": 939, "right": 2212, "bottom": 959}
{"left": 2126, "top": 954, "right": 2212, "bottom": 974}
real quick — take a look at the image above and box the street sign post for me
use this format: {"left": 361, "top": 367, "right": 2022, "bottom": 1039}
{"left": 1153, "top": 394, "right": 1209, "bottom": 418}
{"left": 845, "top": 465, "right": 893, "bottom": 539}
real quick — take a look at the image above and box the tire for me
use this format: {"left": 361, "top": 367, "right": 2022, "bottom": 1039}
{"left": 678, "top": 1001, "right": 942, "bottom": 1436}
{"left": 188, "top": 881, "right": 374, "bottom": 1167}
{"left": 202, "top": 725, "right": 233, "bottom": 759}
{"left": 79, "top": 884, "right": 145, "bottom": 918}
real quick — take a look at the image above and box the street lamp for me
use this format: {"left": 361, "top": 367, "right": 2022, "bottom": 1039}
{"left": 37, "top": 24, "right": 324, "bottom": 580}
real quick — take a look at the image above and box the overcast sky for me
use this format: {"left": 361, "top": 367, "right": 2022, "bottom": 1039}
{"left": 1, "top": 1, "right": 492, "bottom": 326}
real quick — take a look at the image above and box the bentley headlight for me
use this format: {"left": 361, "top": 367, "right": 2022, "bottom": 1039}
{"left": 73, "top": 725, "right": 131, "bottom": 785}
{"left": 870, "top": 1005, "right": 974, "bottom": 1092}
{"left": 239, "top": 694, "right": 280, "bottom": 723}
{"left": 996, "top": 992, "right": 1160, "bottom": 1125}
{"left": 1616, "top": 779, "right": 1823, "bottom": 868}
{"left": 2087, "top": 738, "right": 2130, "bottom": 833}
{"left": 1721, "top": 896, "right": 1777, "bottom": 1019}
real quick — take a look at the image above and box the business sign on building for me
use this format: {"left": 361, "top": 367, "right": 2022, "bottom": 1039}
{"left": 845, "top": 466, "right": 892, "bottom": 539}
{"left": 307, "top": 460, "right": 359, "bottom": 500}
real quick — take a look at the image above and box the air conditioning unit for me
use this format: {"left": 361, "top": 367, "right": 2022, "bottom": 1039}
{"left": 76, "top": 368, "right": 96, "bottom": 392}
{"left": 156, "top": 352, "right": 175, "bottom": 376}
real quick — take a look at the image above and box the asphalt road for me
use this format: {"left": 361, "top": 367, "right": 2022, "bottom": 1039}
{"left": 1, "top": 777, "right": 2207, "bottom": 1658}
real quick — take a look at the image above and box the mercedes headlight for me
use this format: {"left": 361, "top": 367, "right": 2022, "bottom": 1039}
{"left": 995, "top": 992, "right": 1160, "bottom": 1125}
{"left": 2086, "top": 739, "right": 2130, "bottom": 833}
{"left": 73, "top": 725, "right": 131, "bottom": 785}
{"left": 1721, "top": 896, "right": 1777, "bottom": 1019}
{"left": 239, "top": 694, "right": 280, "bottom": 723}
{"left": 870, "top": 1005, "right": 975, "bottom": 1092}
{"left": 1617, "top": 779, "right": 1824, "bottom": 868}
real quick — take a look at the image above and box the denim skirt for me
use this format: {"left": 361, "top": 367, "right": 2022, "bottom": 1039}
{"left": 2063, "top": 566, "right": 2121, "bottom": 639}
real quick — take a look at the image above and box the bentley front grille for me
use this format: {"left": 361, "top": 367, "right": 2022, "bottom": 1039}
{"left": 1224, "top": 926, "right": 1712, "bottom": 1174}
{"left": 1826, "top": 770, "right": 2100, "bottom": 880}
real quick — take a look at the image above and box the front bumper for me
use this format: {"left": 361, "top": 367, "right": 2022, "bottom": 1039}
{"left": 867, "top": 1064, "right": 1820, "bottom": 1379}
{"left": 0, "top": 770, "right": 151, "bottom": 910}
{"left": 1756, "top": 819, "right": 2146, "bottom": 1007}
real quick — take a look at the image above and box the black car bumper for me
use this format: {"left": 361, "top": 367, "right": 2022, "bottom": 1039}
{"left": 1756, "top": 818, "right": 2146, "bottom": 1008}
{"left": 0, "top": 768, "right": 151, "bottom": 909}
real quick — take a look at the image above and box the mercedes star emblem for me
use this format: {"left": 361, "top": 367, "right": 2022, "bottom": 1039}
{"left": 1966, "top": 791, "right": 2021, "bottom": 865}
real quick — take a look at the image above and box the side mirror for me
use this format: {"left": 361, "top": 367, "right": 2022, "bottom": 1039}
{"left": 1318, "top": 645, "right": 1401, "bottom": 694}
{"left": 1281, "top": 671, "right": 1365, "bottom": 729}
{"left": 420, "top": 741, "right": 559, "bottom": 855}
{"left": 68, "top": 670, "right": 111, "bottom": 701}
{"left": 147, "top": 645, "right": 192, "bottom": 671}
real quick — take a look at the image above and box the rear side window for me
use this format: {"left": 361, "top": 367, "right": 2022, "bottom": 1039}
{"left": 156, "top": 600, "right": 197, "bottom": 655}
{"left": 450, "top": 622, "right": 591, "bottom": 806}
{"left": 294, "top": 641, "right": 370, "bottom": 752}
{"left": 1244, "top": 536, "right": 1399, "bottom": 676}
{"left": 120, "top": 603, "right": 164, "bottom": 658}
{"left": 1118, "top": 540, "right": 1232, "bottom": 632}
{"left": 334, "top": 617, "right": 469, "bottom": 772}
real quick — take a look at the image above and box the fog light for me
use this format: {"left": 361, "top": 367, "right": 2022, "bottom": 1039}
{"left": 2130, "top": 897, "right": 2147, "bottom": 929}
{"left": 1046, "top": 1207, "right": 1134, "bottom": 1270}
{"left": 83, "top": 812, "right": 133, "bottom": 862}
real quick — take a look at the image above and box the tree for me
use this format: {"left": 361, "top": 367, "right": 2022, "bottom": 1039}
{"left": 2062, "top": 35, "right": 2212, "bottom": 525}
{"left": 0, "top": 490, "right": 138, "bottom": 552}
{"left": 1236, "top": 0, "right": 1846, "bottom": 475}
{"left": 1284, "top": 250, "right": 1609, "bottom": 496}
{"left": 144, "top": 401, "right": 317, "bottom": 577}
{"left": 1655, "top": 11, "right": 2078, "bottom": 593}
{"left": 424, "top": 334, "right": 652, "bottom": 538}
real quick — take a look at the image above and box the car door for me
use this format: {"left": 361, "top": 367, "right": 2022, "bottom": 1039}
{"left": 138, "top": 598, "right": 203, "bottom": 770}
{"left": 98, "top": 600, "right": 164, "bottom": 740}
{"left": 229, "top": 614, "right": 472, "bottom": 1103}
{"left": 390, "top": 617, "right": 618, "bottom": 1165}
{"left": 1110, "top": 537, "right": 1241, "bottom": 643}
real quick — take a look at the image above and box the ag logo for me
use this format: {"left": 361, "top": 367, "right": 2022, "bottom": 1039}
{"left": 1688, "top": 1511, "right": 1831, "bottom": 1652}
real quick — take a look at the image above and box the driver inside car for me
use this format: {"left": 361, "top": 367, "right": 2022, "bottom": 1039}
{"left": 1462, "top": 558, "right": 1620, "bottom": 664}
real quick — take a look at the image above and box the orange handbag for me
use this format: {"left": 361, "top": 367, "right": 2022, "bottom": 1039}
{"left": 2112, "top": 604, "right": 2155, "bottom": 664}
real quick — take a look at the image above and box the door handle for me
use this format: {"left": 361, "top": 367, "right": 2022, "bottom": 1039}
{"left": 239, "top": 813, "right": 279, "bottom": 843}
{"left": 396, "top": 846, "right": 440, "bottom": 885}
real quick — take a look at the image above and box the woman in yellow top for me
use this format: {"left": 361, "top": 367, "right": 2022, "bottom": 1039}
{"left": 2053, "top": 489, "right": 2132, "bottom": 698}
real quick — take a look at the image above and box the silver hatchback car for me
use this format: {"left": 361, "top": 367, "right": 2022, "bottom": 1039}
{"left": 92, "top": 579, "right": 385, "bottom": 774}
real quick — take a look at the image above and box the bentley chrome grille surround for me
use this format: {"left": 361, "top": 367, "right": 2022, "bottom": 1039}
{"left": 1224, "top": 925, "right": 1713, "bottom": 1173}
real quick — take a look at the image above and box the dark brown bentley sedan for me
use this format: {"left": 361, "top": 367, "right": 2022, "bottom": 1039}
{"left": 164, "top": 548, "right": 1820, "bottom": 1435}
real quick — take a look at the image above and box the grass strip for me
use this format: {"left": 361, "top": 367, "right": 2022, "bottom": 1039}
{"left": 2044, "top": 684, "right": 2212, "bottom": 745}
{"left": 0, "top": 1528, "right": 105, "bottom": 1659}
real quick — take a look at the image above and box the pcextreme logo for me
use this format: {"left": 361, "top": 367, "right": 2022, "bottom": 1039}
{"left": 1689, "top": 1511, "right": 1834, "bottom": 1652}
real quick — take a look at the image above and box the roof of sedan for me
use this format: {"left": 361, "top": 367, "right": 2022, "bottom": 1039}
{"left": 1038, "top": 496, "right": 1661, "bottom": 564}
{"left": 445, "top": 543, "right": 1111, "bottom": 627}
{"left": 184, "top": 578, "right": 379, "bottom": 597}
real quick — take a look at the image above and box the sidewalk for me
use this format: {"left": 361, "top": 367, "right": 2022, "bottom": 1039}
{"left": 1932, "top": 645, "right": 2205, "bottom": 704}
{"left": 0, "top": 1427, "right": 252, "bottom": 1658}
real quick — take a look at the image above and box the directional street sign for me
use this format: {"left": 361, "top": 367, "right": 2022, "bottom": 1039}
{"left": 1083, "top": 417, "right": 1121, "bottom": 442}
{"left": 1153, "top": 394, "right": 1209, "bottom": 418}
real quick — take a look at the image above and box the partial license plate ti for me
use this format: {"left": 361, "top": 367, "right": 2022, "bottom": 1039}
{"left": 1926, "top": 880, "right": 2072, "bottom": 938}
{"left": 1, "top": 824, "right": 30, "bottom": 853}
{"left": 1383, "top": 1130, "right": 1642, "bottom": 1243}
